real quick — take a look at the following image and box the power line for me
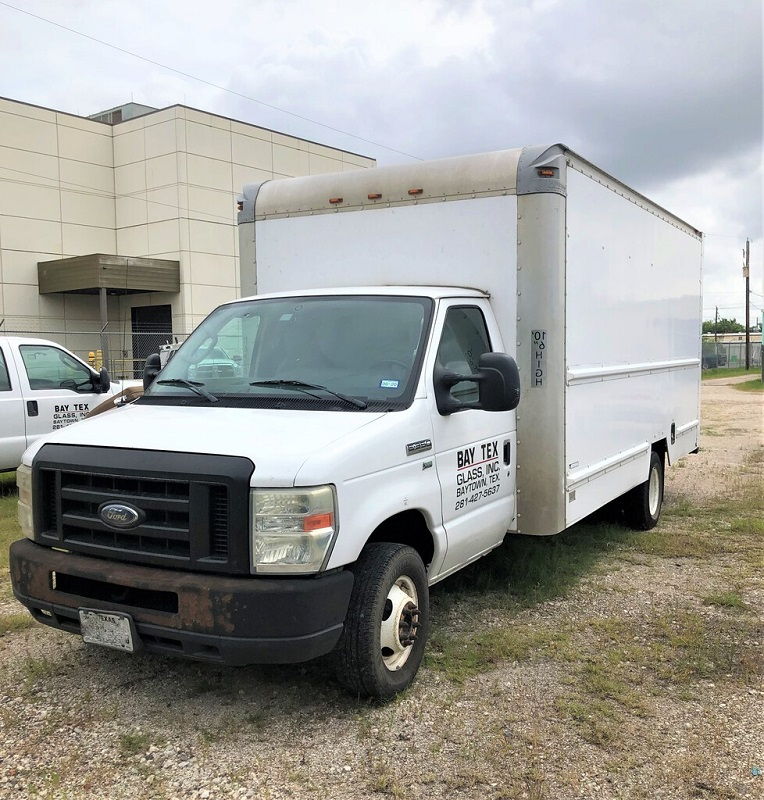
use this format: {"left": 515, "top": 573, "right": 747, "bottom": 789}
{"left": 0, "top": 0, "right": 423, "bottom": 162}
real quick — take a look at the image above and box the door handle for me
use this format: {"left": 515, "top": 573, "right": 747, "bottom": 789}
{"left": 503, "top": 439, "right": 511, "bottom": 465}
{"left": 26, "top": 400, "right": 38, "bottom": 417}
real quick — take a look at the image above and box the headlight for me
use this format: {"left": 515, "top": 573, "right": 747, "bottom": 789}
{"left": 17, "top": 464, "right": 34, "bottom": 539}
{"left": 250, "top": 486, "right": 337, "bottom": 574}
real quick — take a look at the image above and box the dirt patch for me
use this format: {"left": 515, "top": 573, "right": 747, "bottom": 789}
{"left": 0, "top": 383, "right": 762, "bottom": 800}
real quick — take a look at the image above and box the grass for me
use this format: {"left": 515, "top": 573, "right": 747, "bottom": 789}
{"left": 732, "top": 378, "right": 764, "bottom": 392}
{"left": 702, "top": 591, "right": 748, "bottom": 610}
{"left": 431, "top": 479, "right": 761, "bottom": 624}
{"left": 118, "top": 731, "right": 154, "bottom": 756}
{"left": 0, "top": 472, "right": 19, "bottom": 592}
{"left": 20, "top": 655, "right": 56, "bottom": 682}
{"left": 0, "top": 611, "right": 35, "bottom": 635}
{"left": 426, "top": 476, "right": 763, "bottom": 721}
{"left": 702, "top": 367, "right": 759, "bottom": 380}
{"left": 553, "top": 607, "right": 763, "bottom": 747}
{"left": 431, "top": 519, "right": 634, "bottom": 621}
{"left": 426, "top": 626, "right": 572, "bottom": 682}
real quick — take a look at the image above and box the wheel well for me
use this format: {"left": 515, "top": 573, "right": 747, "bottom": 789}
{"left": 366, "top": 510, "right": 435, "bottom": 567}
{"left": 652, "top": 438, "right": 668, "bottom": 466}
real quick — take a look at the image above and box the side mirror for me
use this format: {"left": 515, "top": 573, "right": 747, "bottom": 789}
{"left": 477, "top": 352, "right": 521, "bottom": 411}
{"left": 143, "top": 353, "right": 162, "bottom": 390}
{"left": 98, "top": 367, "right": 111, "bottom": 394}
{"left": 434, "top": 352, "right": 521, "bottom": 416}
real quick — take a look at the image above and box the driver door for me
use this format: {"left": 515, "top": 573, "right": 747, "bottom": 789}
{"left": 10, "top": 343, "right": 103, "bottom": 444}
{"left": 429, "top": 300, "right": 517, "bottom": 578}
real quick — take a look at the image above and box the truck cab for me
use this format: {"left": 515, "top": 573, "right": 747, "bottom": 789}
{"left": 0, "top": 336, "right": 122, "bottom": 472}
{"left": 11, "top": 287, "right": 520, "bottom": 698}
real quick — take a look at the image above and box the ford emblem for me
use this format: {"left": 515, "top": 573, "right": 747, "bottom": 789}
{"left": 98, "top": 502, "right": 144, "bottom": 529}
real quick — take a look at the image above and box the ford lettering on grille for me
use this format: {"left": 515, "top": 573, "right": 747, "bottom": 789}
{"left": 98, "top": 502, "right": 144, "bottom": 529}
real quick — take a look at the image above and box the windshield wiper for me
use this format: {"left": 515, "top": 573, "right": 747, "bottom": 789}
{"left": 250, "top": 379, "right": 368, "bottom": 409}
{"left": 156, "top": 378, "right": 218, "bottom": 402}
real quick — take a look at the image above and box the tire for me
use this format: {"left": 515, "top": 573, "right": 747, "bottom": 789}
{"left": 623, "top": 450, "right": 664, "bottom": 530}
{"left": 334, "top": 543, "right": 429, "bottom": 700}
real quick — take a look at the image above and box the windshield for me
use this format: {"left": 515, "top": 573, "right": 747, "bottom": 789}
{"left": 142, "top": 295, "right": 433, "bottom": 411}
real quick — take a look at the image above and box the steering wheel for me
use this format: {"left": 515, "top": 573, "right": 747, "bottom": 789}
{"left": 60, "top": 378, "right": 94, "bottom": 391}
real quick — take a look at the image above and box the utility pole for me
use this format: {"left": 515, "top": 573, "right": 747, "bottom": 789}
{"left": 743, "top": 239, "right": 750, "bottom": 370}
{"left": 713, "top": 305, "right": 719, "bottom": 366}
{"left": 714, "top": 305, "right": 718, "bottom": 347}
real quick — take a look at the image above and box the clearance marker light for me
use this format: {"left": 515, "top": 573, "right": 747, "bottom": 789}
{"left": 537, "top": 168, "right": 556, "bottom": 177}
{"left": 408, "top": 187, "right": 423, "bottom": 195}
{"left": 329, "top": 197, "right": 343, "bottom": 204}
{"left": 367, "top": 192, "right": 382, "bottom": 200}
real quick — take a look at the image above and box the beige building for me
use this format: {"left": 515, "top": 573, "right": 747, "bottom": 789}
{"left": 0, "top": 96, "right": 374, "bottom": 375}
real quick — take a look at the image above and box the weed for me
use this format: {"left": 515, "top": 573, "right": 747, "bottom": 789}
{"left": 732, "top": 378, "right": 764, "bottom": 392}
{"left": 702, "top": 592, "right": 748, "bottom": 610}
{"left": 649, "top": 611, "right": 762, "bottom": 684}
{"left": 0, "top": 475, "right": 20, "bottom": 601}
{"left": 118, "top": 731, "right": 152, "bottom": 755}
{"left": 426, "top": 626, "right": 571, "bottom": 682}
{"left": 729, "top": 516, "right": 764, "bottom": 534}
{"left": 555, "top": 694, "right": 619, "bottom": 746}
{"left": 21, "top": 655, "right": 56, "bottom": 682}
{"left": 576, "top": 659, "right": 649, "bottom": 715}
{"left": 0, "top": 612, "right": 35, "bottom": 635}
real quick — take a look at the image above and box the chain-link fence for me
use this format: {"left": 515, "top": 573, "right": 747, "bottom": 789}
{"left": 702, "top": 341, "right": 762, "bottom": 370}
{"left": 4, "top": 330, "right": 189, "bottom": 379}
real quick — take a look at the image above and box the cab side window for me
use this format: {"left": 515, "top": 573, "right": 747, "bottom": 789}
{"left": 0, "top": 350, "right": 11, "bottom": 391}
{"left": 436, "top": 306, "right": 492, "bottom": 403}
{"left": 19, "top": 345, "right": 94, "bottom": 392}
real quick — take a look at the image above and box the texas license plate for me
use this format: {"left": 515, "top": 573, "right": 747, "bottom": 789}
{"left": 79, "top": 609, "right": 136, "bottom": 652}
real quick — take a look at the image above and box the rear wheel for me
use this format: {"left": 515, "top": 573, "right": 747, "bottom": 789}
{"left": 334, "top": 542, "right": 429, "bottom": 700}
{"left": 623, "top": 450, "right": 664, "bottom": 530}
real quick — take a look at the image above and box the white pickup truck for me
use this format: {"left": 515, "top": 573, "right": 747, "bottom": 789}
{"left": 10, "top": 145, "right": 702, "bottom": 699}
{"left": 0, "top": 336, "right": 125, "bottom": 472}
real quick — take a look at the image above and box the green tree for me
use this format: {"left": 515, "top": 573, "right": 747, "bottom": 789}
{"left": 702, "top": 317, "right": 745, "bottom": 334}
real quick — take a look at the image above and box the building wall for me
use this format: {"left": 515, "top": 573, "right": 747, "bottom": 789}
{"left": 0, "top": 97, "right": 374, "bottom": 355}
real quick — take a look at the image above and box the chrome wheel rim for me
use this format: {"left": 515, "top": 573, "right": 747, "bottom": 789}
{"left": 648, "top": 464, "right": 661, "bottom": 517}
{"left": 380, "top": 575, "right": 419, "bottom": 671}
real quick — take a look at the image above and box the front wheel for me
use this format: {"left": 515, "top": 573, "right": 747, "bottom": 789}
{"left": 334, "top": 543, "right": 429, "bottom": 700}
{"left": 623, "top": 450, "right": 664, "bottom": 530}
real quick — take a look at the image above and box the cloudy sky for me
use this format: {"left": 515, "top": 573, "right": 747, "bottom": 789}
{"left": 1, "top": 0, "right": 761, "bottom": 325}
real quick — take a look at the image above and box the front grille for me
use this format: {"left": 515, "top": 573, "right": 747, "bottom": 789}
{"left": 209, "top": 485, "right": 229, "bottom": 558}
{"left": 33, "top": 445, "right": 254, "bottom": 574}
{"left": 55, "top": 471, "right": 194, "bottom": 558}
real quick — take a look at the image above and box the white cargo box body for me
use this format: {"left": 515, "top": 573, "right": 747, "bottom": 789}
{"left": 238, "top": 144, "right": 702, "bottom": 535}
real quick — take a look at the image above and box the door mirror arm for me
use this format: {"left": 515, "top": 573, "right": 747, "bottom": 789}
{"left": 98, "top": 367, "right": 111, "bottom": 393}
{"left": 143, "top": 353, "right": 162, "bottom": 390}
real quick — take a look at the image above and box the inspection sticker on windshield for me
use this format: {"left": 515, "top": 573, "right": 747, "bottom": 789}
{"left": 380, "top": 379, "right": 399, "bottom": 389}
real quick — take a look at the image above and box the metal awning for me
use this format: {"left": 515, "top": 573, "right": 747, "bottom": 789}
{"left": 37, "top": 254, "right": 180, "bottom": 295}
{"left": 37, "top": 254, "right": 180, "bottom": 373}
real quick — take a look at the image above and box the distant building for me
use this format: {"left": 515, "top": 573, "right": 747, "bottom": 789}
{"left": 701, "top": 332, "right": 755, "bottom": 343}
{"left": 0, "top": 96, "right": 374, "bottom": 372}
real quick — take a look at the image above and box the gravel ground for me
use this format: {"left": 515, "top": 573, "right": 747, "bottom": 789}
{"left": 0, "top": 381, "right": 762, "bottom": 800}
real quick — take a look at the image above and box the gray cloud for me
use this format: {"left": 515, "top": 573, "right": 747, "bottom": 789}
{"left": 0, "top": 0, "right": 761, "bottom": 318}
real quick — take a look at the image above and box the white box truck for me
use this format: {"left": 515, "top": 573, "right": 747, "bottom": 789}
{"left": 10, "top": 145, "right": 702, "bottom": 698}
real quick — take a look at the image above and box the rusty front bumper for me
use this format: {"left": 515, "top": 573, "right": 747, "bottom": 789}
{"left": 10, "top": 539, "right": 354, "bottom": 665}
